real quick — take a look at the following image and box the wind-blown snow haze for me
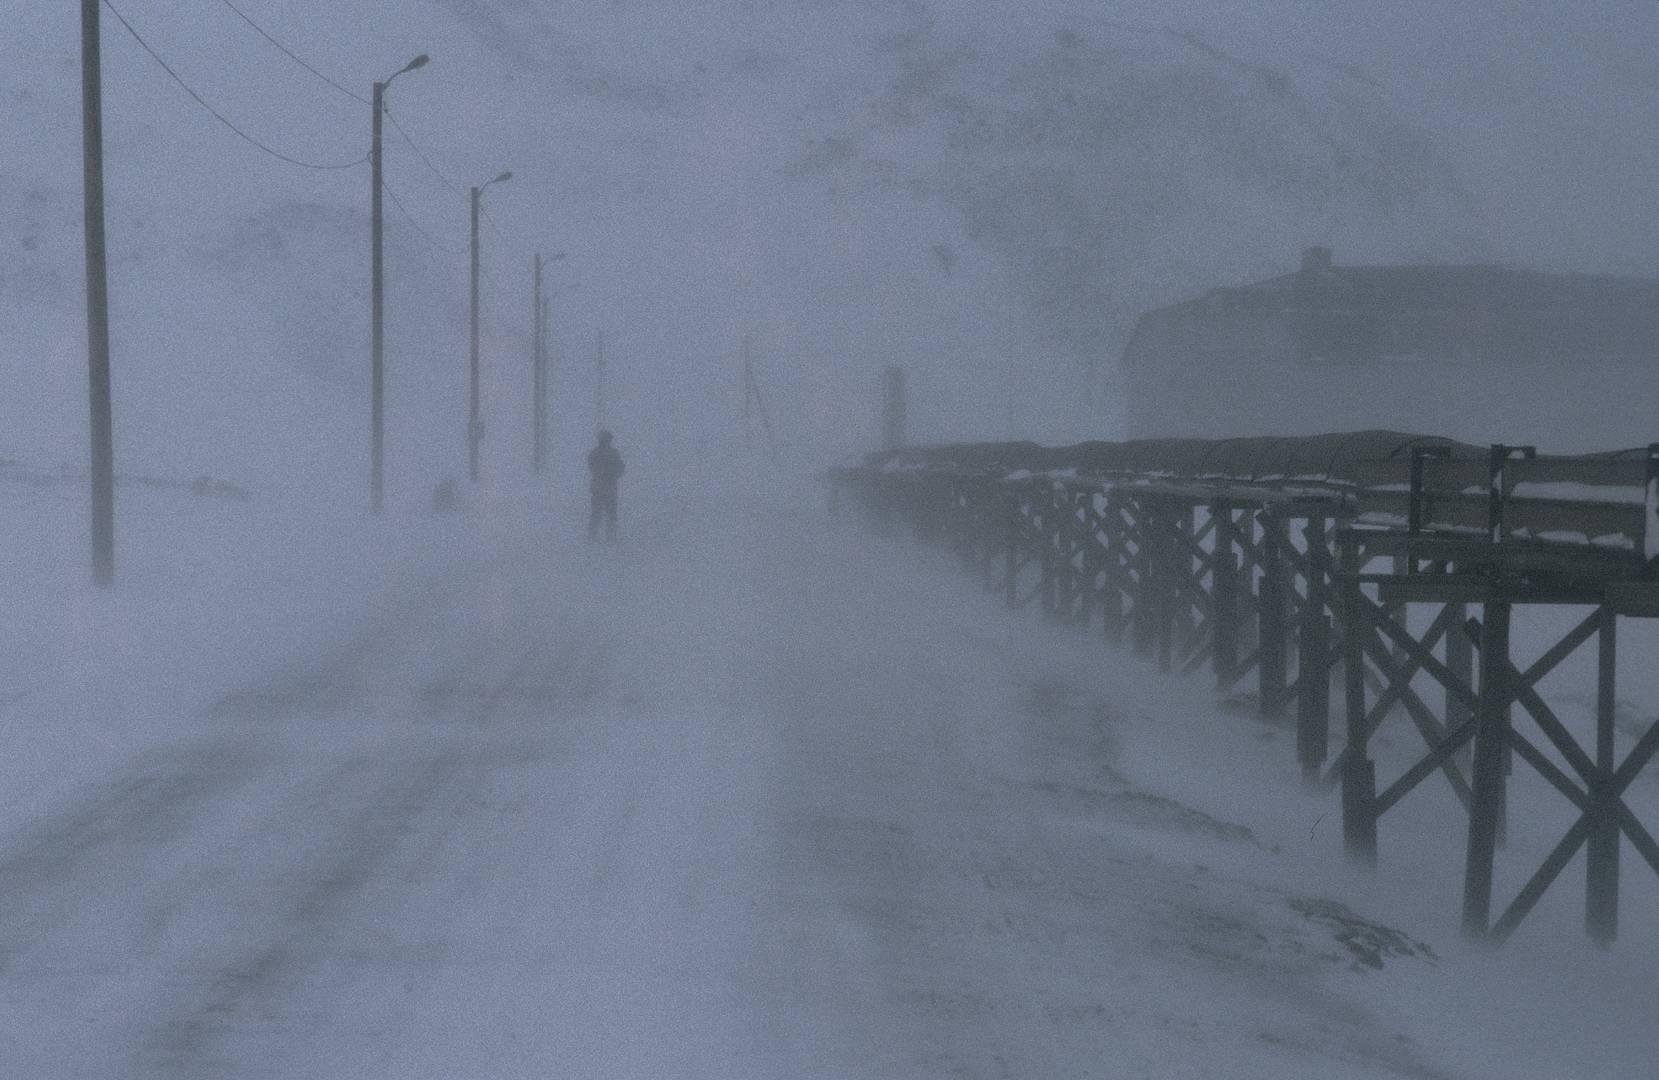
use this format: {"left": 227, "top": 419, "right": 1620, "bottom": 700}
{"left": 2, "top": 1, "right": 1657, "bottom": 1077}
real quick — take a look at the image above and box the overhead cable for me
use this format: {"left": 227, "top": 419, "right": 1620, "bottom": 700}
{"left": 381, "top": 180, "right": 440, "bottom": 248}
{"left": 384, "top": 107, "right": 464, "bottom": 195}
{"left": 213, "top": 0, "right": 368, "bottom": 105}
{"left": 103, "top": 0, "right": 367, "bottom": 171}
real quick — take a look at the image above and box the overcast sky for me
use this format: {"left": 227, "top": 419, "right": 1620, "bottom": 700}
{"left": 3, "top": 1, "right": 1656, "bottom": 490}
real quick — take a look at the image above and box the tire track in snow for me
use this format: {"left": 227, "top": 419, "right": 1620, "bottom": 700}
{"left": 0, "top": 738, "right": 267, "bottom": 977}
{"left": 134, "top": 645, "right": 544, "bottom": 1078}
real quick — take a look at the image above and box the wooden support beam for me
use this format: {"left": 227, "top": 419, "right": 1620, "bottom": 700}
{"left": 1213, "top": 503, "right": 1240, "bottom": 688}
{"left": 1339, "top": 532, "right": 1377, "bottom": 864}
{"left": 1259, "top": 514, "right": 1290, "bottom": 721}
{"left": 1297, "top": 611, "right": 1332, "bottom": 778}
{"left": 1587, "top": 607, "right": 1619, "bottom": 945}
{"left": 1354, "top": 611, "right": 1474, "bottom": 810}
{"left": 1375, "top": 720, "right": 1476, "bottom": 817}
{"left": 1100, "top": 492, "right": 1126, "bottom": 644}
{"left": 1463, "top": 597, "right": 1512, "bottom": 940}
{"left": 1445, "top": 601, "right": 1473, "bottom": 771}
{"left": 1157, "top": 508, "right": 1176, "bottom": 673}
{"left": 1004, "top": 493, "right": 1019, "bottom": 609}
{"left": 1039, "top": 496, "right": 1059, "bottom": 622}
{"left": 1488, "top": 712, "right": 1659, "bottom": 944}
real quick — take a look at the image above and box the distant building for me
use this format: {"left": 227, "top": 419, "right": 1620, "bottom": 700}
{"left": 1121, "top": 248, "right": 1659, "bottom": 451}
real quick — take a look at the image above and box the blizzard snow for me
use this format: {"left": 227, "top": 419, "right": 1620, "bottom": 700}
{"left": 1, "top": 468, "right": 1655, "bottom": 1078}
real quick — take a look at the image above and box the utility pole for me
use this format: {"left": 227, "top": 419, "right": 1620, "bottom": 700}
{"left": 882, "top": 365, "right": 906, "bottom": 451}
{"left": 370, "top": 79, "right": 385, "bottom": 513}
{"left": 469, "top": 185, "right": 481, "bottom": 483}
{"left": 467, "top": 169, "right": 511, "bottom": 484}
{"left": 367, "top": 53, "right": 426, "bottom": 513}
{"left": 741, "top": 336, "right": 777, "bottom": 453}
{"left": 81, "top": 0, "right": 114, "bottom": 586}
{"left": 595, "top": 329, "right": 606, "bottom": 430}
{"left": 532, "top": 253, "right": 545, "bottom": 473}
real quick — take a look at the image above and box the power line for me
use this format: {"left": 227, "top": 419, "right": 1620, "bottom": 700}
{"left": 478, "top": 204, "right": 523, "bottom": 259}
{"left": 212, "top": 0, "right": 368, "bottom": 105}
{"left": 384, "top": 106, "right": 463, "bottom": 195}
{"left": 103, "top": 0, "right": 367, "bottom": 171}
{"left": 381, "top": 179, "right": 440, "bottom": 248}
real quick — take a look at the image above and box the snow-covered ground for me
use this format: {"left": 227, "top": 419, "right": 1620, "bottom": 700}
{"left": 0, "top": 467, "right": 1655, "bottom": 1078}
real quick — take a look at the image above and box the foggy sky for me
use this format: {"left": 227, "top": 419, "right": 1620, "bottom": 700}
{"left": 3, "top": 1, "right": 1657, "bottom": 495}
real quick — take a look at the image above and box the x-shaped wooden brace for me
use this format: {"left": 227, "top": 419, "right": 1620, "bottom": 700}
{"left": 1325, "top": 600, "right": 1473, "bottom": 810}
{"left": 1490, "top": 713, "right": 1659, "bottom": 942}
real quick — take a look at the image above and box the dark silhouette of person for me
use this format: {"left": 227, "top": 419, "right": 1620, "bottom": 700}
{"left": 587, "top": 429, "right": 624, "bottom": 541}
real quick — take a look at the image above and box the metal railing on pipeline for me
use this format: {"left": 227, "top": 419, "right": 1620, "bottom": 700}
{"left": 829, "top": 430, "right": 1659, "bottom": 947}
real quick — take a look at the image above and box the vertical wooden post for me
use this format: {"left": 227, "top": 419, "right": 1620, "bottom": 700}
{"left": 1446, "top": 600, "right": 1473, "bottom": 758}
{"left": 882, "top": 366, "right": 906, "bottom": 451}
{"left": 1156, "top": 505, "right": 1175, "bottom": 673}
{"left": 1102, "top": 491, "right": 1125, "bottom": 646}
{"left": 1040, "top": 491, "right": 1059, "bottom": 621}
{"left": 1339, "top": 531, "right": 1377, "bottom": 864}
{"left": 1297, "top": 517, "right": 1331, "bottom": 778}
{"left": 1258, "top": 513, "right": 1288, "bottom": 720}
{"left": 1212, "top": 503, "right": 1238, "bottom": 687}
{"left": 1463, "top": 597, "right": 1512, "bottom": 939}
{"left": 1054, "top": 491, "right": 1075, "bottom": 622}
{"left": 1169, "top": 505, "right": 1195, "bottom": 654}
{"left": 983, "top": 488, "right": 1000, "bottom": 591}
{"left": 1586, "top": 606, "right": 1620, "bottom": 946}
{"left": 1005, "top": 491, "right": 1019, "bottom": 609}
{"left": 1132, "top": 499, "right": 1157, "bottom": 657}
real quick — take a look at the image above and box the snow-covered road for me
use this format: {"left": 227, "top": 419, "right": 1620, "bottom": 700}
{"left": 0, "top": 484, "right": 1654, "bottom": 1078}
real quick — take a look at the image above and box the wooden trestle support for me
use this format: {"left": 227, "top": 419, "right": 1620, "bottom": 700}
{"left": 836, "top": 437, "right": 1659, "bottom": 946}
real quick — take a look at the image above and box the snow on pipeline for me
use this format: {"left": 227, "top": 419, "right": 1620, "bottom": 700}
{"left": 0, "top": 471, "right": 1654, "bottom": 1078}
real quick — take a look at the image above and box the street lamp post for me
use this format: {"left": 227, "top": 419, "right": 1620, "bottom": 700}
{"left": 469, "top": 169, "right": 511, "bottom": 483}
{"left": 370, "top": 53, "right": 428, "bottom": 514}
{"left": 81, "top": 0, "right": 114, "bottom": 585}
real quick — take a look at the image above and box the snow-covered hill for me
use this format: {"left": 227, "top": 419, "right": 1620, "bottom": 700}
{"left": 5, "top": 2, "right": 1657, "bottom": 493}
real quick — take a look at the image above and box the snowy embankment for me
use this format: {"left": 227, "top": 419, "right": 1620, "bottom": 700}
{"left": 0, "top": 466, "right": 1654, "bottom": 1078}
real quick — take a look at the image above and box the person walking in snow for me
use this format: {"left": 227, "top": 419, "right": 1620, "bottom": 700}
{"left": 587, "top": 429, "right": 625, "bottom": 542}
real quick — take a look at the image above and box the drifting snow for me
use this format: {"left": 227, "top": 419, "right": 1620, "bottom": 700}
{"left": 0, "top": 470, "right": 1655, "bottom": 1077}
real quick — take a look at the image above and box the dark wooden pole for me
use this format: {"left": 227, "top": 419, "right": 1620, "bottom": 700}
{"left": 882, "top": 366, "right": 905, "bottom": 451}
{"left": 369, "top": 81, "right": 385, "bottom": 512}
{"left": 1446, "top": 600, "right": 1473, "bottom": 768}
{"left": 1586, "top": 606, "right": 1620, "bottom": 945}
{"left": 1101, "top": 492, "right": 1125, "bottom": 646}
{"left": 1258, "top": 514, "right": 1288, "bottom": 719}
{"left": 1132, "top": 500, "right": 1157, "bottom": 658}
{"left": 595, "top": 329, "right": 606, "bottom": 430}
{"left": 1463, "top": 597, "right": 1513, "bottom": 938}
{"left": 1157, "top": 505, "right": 1176, "bottom": 673}
{"left": 82, "top": 0, "right": 114, "bottom": 584}
{"left": 1005, "top": 492, "right": 1019, "bottom": 609}
{"left": 468, "top": 185, "right": 481, "bottom": 483}
{"left": 1297, "top": 517, "right": 1331, "bottom": 778}
{"left": 1340, "top": 532, "right": 1377, "bottom": 864}
{"left": 532, "top": 253, "right": 545, "bottom": 474}
{"left": 1212, "top": 503, "right": 1238, "bottom": 686}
